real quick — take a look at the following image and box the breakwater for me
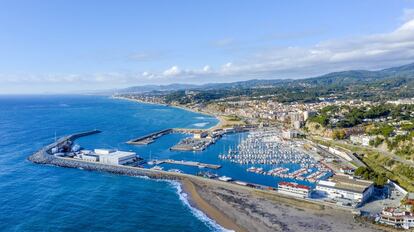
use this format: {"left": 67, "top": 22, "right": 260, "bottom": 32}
{"left": 28, "top": 130, "right": 101, "bottom": 164}
{"left": 27, "top": 130, "right": 353, "bottom": 214}
{"left": 126, "top": 128, "right": 207, "bottom": 145}
{"left": 28, "top": 130, "right": 191, "bottom": 181}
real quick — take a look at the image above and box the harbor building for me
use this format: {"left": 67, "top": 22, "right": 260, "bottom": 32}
{"left": 94, "top": 149, "right": 137, "bottom": 165}
{"left": 278, "top": 182, "right": 311, "bottom": 198}
{"left": 316, "top": 174, "right": 374, "bottom": 204}
{"left": 74, "top": 150, "right": 99, "bottom": 162}
{"left": 193, "top": 131, "right": 208, "bottom": 139}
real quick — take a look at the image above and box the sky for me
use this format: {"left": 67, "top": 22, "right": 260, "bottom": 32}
{"left": 1, "top": 0, "right": 414, "bottom": 94}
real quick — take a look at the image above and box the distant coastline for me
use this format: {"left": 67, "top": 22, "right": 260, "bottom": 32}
{"left": 112, "top": 95, "right": 224, "bottom": 130}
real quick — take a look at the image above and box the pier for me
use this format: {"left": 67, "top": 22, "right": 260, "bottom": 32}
{"left": 153, "top": 159, "right": 221, "bottom": 169}
{"left": 127, "top": 129, "right": 173, "bottom": 145}
{"left": 126, "top": 128, "right": 205, "bottom": 145}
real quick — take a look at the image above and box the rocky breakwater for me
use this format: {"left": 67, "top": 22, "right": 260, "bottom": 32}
{"left": 28, "top": 130, "right": 101, "bottom": 164}
{"left": 28, "top": 129, "right": 186, "bottom": 181}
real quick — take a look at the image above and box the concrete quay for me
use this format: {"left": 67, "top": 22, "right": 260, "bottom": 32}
{"left": 126, "top": 128, "right": 207, "bottom": 145}
{"left": 126, "top": 128, "right": 173, "bottom": 145}
{"left": 155, "top": 159, "right": 221, "bottom": 169}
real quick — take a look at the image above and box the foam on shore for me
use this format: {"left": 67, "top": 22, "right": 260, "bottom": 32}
{"left": 169, "top": 181, "right": 234, "bottom": 232}
{"left": 192, "top": 122, "right": 209, "bottom": 127}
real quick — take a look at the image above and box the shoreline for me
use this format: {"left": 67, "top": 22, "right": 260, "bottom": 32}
{"left": 181, "top": 179, "right": 246, "bottom": 232}
{"left": 112, "top": 96, "right": 225, "bottom": 130}
{"left": 28, "top": 99, "right": 390, "bottom": 231}
{"left": 28, "top": 130, "right": 388, "bottom": 232}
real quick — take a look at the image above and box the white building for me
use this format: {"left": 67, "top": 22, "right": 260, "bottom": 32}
{"left": 292, "top": 120, "right": 302, "bottom": 129}
{"left": 316, "top": 174, "right": 374, "bottom": 204}
{"left": 350, "top": 135, "right": 373, "bottom": 146}
{"left": 380, "top": 207, "right": 414, "bottom": 230}
{"left": 75, "top": 150, "right": 99, "bottom": 162}
{"left": 278, "top": 182, "right": 310, "bottom": 198}
{"left": 94, "top": 149, "right": 116, "bottom": 155}
{"left": 94, "top": 149, "right": 137, "bottom": 165}
{"left": 194, "top": 131, "right": 208, "bottom": 139}
{"left": 282, "top": 130, "right": 299, "bottom": 139}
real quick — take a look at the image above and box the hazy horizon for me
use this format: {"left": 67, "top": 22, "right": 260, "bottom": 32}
{"left": 1, "top": 0, "right": 414, "bottom": 94}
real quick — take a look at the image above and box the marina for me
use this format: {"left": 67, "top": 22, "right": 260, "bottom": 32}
{"left": 43, "top": 125, "right": 334, "bottom": 191}
{"left": 219, "top": 130, "right": 332, "bottom": 184}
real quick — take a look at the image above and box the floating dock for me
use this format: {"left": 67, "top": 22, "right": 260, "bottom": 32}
{"left": 154, "top": 159, "right": 221, "bottom": 169}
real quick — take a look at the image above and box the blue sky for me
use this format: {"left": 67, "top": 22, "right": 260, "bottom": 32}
{"left": 1, "top": 0, "right": 414, "bottom": 93}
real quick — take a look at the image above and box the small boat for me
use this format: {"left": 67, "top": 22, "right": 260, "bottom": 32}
{"left": 218, "top": 176, "right": 232, "bottom": 182}
{"left": 168, "top": 169, "right": 183, "bottom": 173}
{"left": 151, "top": 166, "right": 163, "bottom": 171}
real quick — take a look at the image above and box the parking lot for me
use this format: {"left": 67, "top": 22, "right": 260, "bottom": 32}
{"left": 358, "top": 183, "right": 405, "bottom": 215}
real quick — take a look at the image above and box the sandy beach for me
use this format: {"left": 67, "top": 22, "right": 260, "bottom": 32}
{"left": 182, "top": 177, "right": 390, "bottom": 232}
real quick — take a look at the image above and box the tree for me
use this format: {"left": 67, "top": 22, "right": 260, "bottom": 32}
{"left": 332, "top": 129, "right": 346, "bottom": 140}
{"left": 354, "top": 167, "right": 367, "bottom": 177}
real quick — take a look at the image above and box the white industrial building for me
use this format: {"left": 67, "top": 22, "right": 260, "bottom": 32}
{"left": 316, "top": 174, "right": 374, "bottom": 204}
{"left": 94, "top": 149, "right": 137, "bottom": 165}
{"left": 74, "top": 150, "right": 98, "bottom": 162}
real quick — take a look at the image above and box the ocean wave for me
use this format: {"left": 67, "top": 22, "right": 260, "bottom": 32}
{"left": 192, "top": 122, "right": 209, "bottom": 127}
{"left": 195, "top": 116, "right": 206, "bottom": 120}
{"left": 169, "top": 181, "right": 234, "bottom": 232}
{"left": 133, "top": 175, "right": 150, "bottom": 180}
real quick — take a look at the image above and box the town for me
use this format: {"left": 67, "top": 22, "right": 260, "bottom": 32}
{"left": 113, "top": 92, "right": 414, "bottom": 230}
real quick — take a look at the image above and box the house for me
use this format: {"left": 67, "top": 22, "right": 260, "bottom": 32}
{"left": 278, "top": 181, "right": 310, "bottom": 198}
{"left": 380, "top": 207, "right": 414, "bottom": 230}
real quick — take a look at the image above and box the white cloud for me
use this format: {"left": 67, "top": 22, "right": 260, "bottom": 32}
{"left": 223, "top": 62, "right": 232, "bottom": 68}
{"left": 207, "top": 17, "right": 414, "bottom": 79}
{"left": 202, "top": 65, "right": 211, "bottom": 72}
{"left": 163, "top": 66, "right": 181, "bottom": 76}
{"left": 3, "top": 10, "right": 414, "bottom": 91}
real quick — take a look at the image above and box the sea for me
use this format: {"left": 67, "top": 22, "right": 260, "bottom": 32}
{"left": 0, "top": 95, "right": 227, "bottom": 232}
{"left": 0, "top": 95, "right": 323, "bottom": 232}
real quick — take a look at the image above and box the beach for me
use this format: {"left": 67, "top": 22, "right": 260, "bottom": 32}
{"left": 182, "top": 177, "right": 389, "bottom": 232}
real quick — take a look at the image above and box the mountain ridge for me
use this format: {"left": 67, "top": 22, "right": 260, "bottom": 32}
{"left": 113, "top": 62, "right": 414, "bottom": 94}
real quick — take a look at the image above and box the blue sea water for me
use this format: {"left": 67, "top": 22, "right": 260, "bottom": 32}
{"left": 0, "top": 95, "right": 325, "bottom": 232}
{"left": 0, "top": 95, "right": 226, "bottom": 232}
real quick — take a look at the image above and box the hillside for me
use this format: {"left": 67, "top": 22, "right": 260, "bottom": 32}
{"left": 115, "top": 62, "right": 414, "bottom": 94}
